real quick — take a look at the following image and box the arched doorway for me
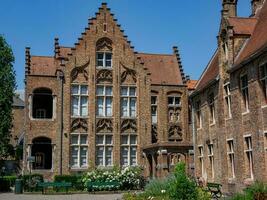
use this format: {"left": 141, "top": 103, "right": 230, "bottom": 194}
{"left": 32, "top": 137, "right": 52, "bottom": 169}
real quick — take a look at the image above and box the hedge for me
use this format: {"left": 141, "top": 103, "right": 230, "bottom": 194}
{"left": 0, "top": 176, "right": 16, "bottom": 191}
{"left": 22, "top": 174, "right": 43, "bottom": 192}
{"left": 54, "top": 175, "right": 84, "bottom": 190}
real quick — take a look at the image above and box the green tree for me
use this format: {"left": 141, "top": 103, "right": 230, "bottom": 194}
{"left": 0, "top": 35, "right": 16, "bottom": 159}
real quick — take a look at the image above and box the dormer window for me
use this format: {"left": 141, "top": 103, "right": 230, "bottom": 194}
{"left": 97, "top": 52, "right": 112, "bottom": 68}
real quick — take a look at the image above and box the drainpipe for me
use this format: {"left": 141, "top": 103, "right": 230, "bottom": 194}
{"left": 190, "top": 99, "right": 196, "bottom": 178}
{"left": 57, "top": 70, "right": 64, "bottom": 175}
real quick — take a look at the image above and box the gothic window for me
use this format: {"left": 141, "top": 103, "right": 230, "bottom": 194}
{"left": 32, "top": 88, "right": 53, "bottom": 119}
{"left": 208, "top": 93, "right": 215, "bottom": 124}
{"left": 227, "top": 139, "right": 235, "bottom": 178}
{"left": 196, "top": 101, "right": 202, "bottom": 129}
{"left": 259, "top": 63, "right": 267, "bottom": 103}
{"left": 168, "top": 96, "right": 181, "bottom": 123}
{"left": 208, "top": 144, "right": 214, "bottom": 179}
{"left": 121, "top": 134, "right": 137, "bottom": 166}
{"left": 198, "top": 146, "right": 204, "bottom": 177}
{"left": 224, "top": 82, "right": 232, "bottom": 118}
{"left": 96, "top": 86, "right": 113, "bottom": 117}
{"left": 240, "top": 74, "right": 249, "bottom": 112}
{"left": 151, "top": 96, "right": 157, "bottom": 124}
{"left": 71, "top": 85, "right": 88, "bottom": 117}
{"left": 96, "top": 134, "right": 113, "bottom": 166}
{"left": 121, "top": 87, "right": 136, "bottom": 117}
{"left": 70, "top": 133, "right": 88, "bottom": 168}
{"left": 96, "top": 52, "right": 112, "bottom": 68}
{"left": 244, "top": 136, "right": 253, "bottom": 179}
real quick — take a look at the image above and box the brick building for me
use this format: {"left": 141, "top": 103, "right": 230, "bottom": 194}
{"left": 23, "top": 3, "right": 193, "bottom": 179}
{"left": 191, "top": 0, "right": 267, "bottom": 194}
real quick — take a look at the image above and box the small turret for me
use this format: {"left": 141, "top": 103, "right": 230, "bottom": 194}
{"left": 222, "top": 0, "right": 238, "bottom": 17}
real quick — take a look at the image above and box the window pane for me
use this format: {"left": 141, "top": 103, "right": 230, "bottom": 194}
{"left": 80, "top": 135, "right": 87, "bottom": 145}
{"left": 106, "top": 147, "right": 113, "bottom": 166}
{"left": 97, "top": 97, "right": 104, "bottom": 116}
{"left": 130, "top": 98, "right": 136, "bottom": 117}
{"left": 71, "top": 85, "right": 79, "bottom": 95}
{"left": 175, "top": 97, "right": 180, "bottom": 105}
{"left": 121, "top": 98, "right": 128, "bottom": 117}
{"left": 96, "top": 135, "right": 104, "bottom": 144}
{"left": 97, "top": 60, "right": 103, "bottom": 67}
{"left": 106, "top": 135, "right": 113, "bottom": 145}
{"left": 80, "top": 147, "right": 87, "bottom": 166}
{"left": 105, "top": 53, "right": 112, "bottom": 60}
{"left": 130, "top": 147, "right": 137, "bottom": 165}
{"left": 105, "top": 86, "right": 112, "bottom": 95}
{"left": 96, "top": 86, "right": 104, "bottom": 95}
{"left": 80, "top": 97, "right": 88, "bottom": 116}
{"left": 168, "top": 97, "right": 174, "bottom": 105}
{"left": 151, "top": 96, "right": 157, "bottom": 105}
{"left": 121, "top": 87, "right": 128, "bottom": 96}
{"left": 129, "top": 87, "right": 136, "bottom": 96}
{"left": 106, "top": 97, "right": 112, "bottom": 116}
{"left": 96, "top": 147, "right": 104, "bottom": 166}
{"left": 72, "top": 96, "right": 79, "bottom": 116}
{"left": 121, "top": 147, "right": 128, "bottom": 166}
{"left": 97, "top": 53, "right": 104, "bottom": 59}
{"left": 71, "top": 146, "right": 79, "bottom": 167}
{"left": 121, "top": 135, "right": 128, "bottom": 145}
{"left": 71, "top": 135, "right": 79, "bottom": 145}
{"left": 130, "top": 135, "right": 137, "bottom": 145}
{"left": 106, "top": 60, "right": 112, "bottom": 67}
{"left": 80, "top": 85, "right": 88, "bottom": 95}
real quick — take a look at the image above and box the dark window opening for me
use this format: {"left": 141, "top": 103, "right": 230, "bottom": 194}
{"left": 32, "top": 88, "right": 53, "bottom": 119}
{"left": 32, "top": 137, "right": 52, "bottom": 170}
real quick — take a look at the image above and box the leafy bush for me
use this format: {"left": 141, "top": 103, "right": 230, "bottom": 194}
{"left": 82, "top": 166, "right": 143, "bottom": 191}
{"left": 0, "top": 175, "right": 16, "bottom": 191}
{"left": 54, "top": 175, "right": 84, "bottom": 190}
{"left": 22, "top": 174, "right": 43, "bottom": 192}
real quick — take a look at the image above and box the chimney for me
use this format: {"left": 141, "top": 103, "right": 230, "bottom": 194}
{"left": 251, "top": 0, "right": 264, "bottom": 16}
{"left": 222, "top": 0, "right": 238, "bottom": 17}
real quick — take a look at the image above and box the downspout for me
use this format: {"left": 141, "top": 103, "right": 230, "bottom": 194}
{"left": 190, "top": 98, "right": 196, "bottom": 178}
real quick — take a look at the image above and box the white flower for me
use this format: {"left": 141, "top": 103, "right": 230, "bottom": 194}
{"left": 161, "top": 190, "right": 166, "bottom": 193}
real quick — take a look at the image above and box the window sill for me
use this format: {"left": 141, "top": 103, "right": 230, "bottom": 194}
{"left": 197, "top": 127, "right": 202, "bottom": 131}
{"left": 71, "top": 116, "right": 88, "bottom": 119}
{"left": 96, "top": 116, "right": 113, "bottom": 119}
{"left": 30, "top": 118, "right": 55, "bottom": 122}
{"left": 121, "top": 116, "right": 137, "bottom": 119}
{"left": 209, "top": 123, "right": 216, "bottom": 127}
{"left": 242, "top": 111, "right": 250, "bottom": 115}
{"left": 96, "top": 66, "right": 112, "bottom": 69}
{"left": 261, "top": 104, "right": 267, "bottom": 109}
{"left": 32, "top": 169, "right": 53, "bottom": 172}
{"left": 70, "top": 167, "right": 88, "bottom": 171}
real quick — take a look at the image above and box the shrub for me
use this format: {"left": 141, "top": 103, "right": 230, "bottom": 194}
{"left": 0, "top": 175, "right": 16, "bottom": 191}
{"left": 22, "top": 174, "right": 43, "bottom": 192}
{"left": 54, "top": 175, "right": 84, "bottom": 190}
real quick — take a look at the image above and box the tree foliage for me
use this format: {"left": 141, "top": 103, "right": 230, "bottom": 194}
{"left": 0, "top": 35, "right": 16, "bottom": 159}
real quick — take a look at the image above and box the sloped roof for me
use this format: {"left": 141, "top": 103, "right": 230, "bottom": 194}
{"left": 30, "top": 56, "right": 56, "bottom": 76}
{"left": 194, "top": 50, "right": 219, "bottom": 92}
{"left": 228, "top": 17, "right": 257, "bottom": 35}
{"left": 187, "top": 80, "right": 198, "bottom": 90}
{"left": 12, "top": 96, "right": 24, "bottom": 107}
{"left": 234, "top": 1, "right": 267, "bottom": 66}
{"left": 137, "top": 53, "right": 184, "bottom": 85}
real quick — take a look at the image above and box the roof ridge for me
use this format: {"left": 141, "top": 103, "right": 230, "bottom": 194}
{"left": 137, "top": 52, "right": 173, "bottom": 56}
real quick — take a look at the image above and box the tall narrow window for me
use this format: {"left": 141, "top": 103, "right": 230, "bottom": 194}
{"left": 121, "top": 87, "right": 137, "bottom": 117}
{"left": 244, "top": 136, "right": 253, "bottom": 179}
{"left": 96, "top": 86, "right": 112, "bottom": 117}
{"left": 196, "top": 101, "right": 202, "bottom": 129}
{"left": 168, "top": 96, "right": 181, "bottom": 123}
{"left": 208, "top": 93, "right": 215, "bottom": 124}
{"left": 151, "top": 96, "right": 157, "bottom": 124}
{"left": 208, "top": 144, "right": 214, "bottom": 179}
{"left": 71, "top": 85, "right": 88, "bottom": 117}
{"left": 121, "top": 134, "right": 137, "bottom": 166}
{"left": 96, "top": 134, "right": 113, "bottom": 166}
{"left": 96, "top": 52, "right": 112, "bottom": 68}
{"left": 227, "top": 139, "right": 235, "bottom": 178}
{"left": 198, "top": 146, "right": 204, "bottom": 177}
{"left": 260, "top": 63, "right": 267, "bottom": 103}
{"left": 224, "top": 82, "right": 232, "bottom": 118}
{"left": 241, "top": 75, "right": 249, "bottom": 112}
{"left": 32, "top": 88, "right": 53, "bottom": 119}
{"left": 70, "top": 134, "right": 88, "bottom": 168}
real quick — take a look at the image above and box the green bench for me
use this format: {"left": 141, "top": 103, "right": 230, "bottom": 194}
{"left": 86, "top": 181, "right": 120, "bottom": 192}
{"left": 206, "top": 182, "right": 222, "bottom": 199}
{"left": 37, "top": 182, "right": 72, "bottom": 194}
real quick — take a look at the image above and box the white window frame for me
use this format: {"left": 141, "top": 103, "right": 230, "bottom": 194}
{"left": 207, "top": 144, "right": 214, "bottom": 179}
{"left": 70, "top": 133, "right": 88, "bottom": 169}
{"left": 121, "top": 86, "right": 137, "bottom": 118}
{"left": 168, "top": 96, "right": 181, "bottom": 106}
{"left": 227, "top": 139, "right": 235, "bottom": 178}
{"left": 96, "top": 134, "right": 113, "bottom": 167}
{"left": 151, "top": 96, "right": 157, "bottom": 124}
{"left": 71, "top": 84, "right": 88, "bottom": 117}
{"left": 224, "top": 82, "right": 232, "bottom": 118}
{"left": 244, "top": 135, "right": 253, "bottom": 179}
{"left": 241, "top": 74, "right": 249, "bottom": 112}
{"left": 208, "top": 93, "right": 215, "bottom": 125}
{"left": 96, "top": 52, "right": 112, "bottom": 68}
{"left": 121, "top": 134, "right": 137, "bottom": 166}
{"left": 96, "top": 85, "right": 113, "bottom": 117}
{"left": 198, "top": 145, "right": 204, "bottom": 177}
{"left": 36, "top": 109, "right": 46, "bottom": 119}
{"left": 260, "top": 63, "right": 267, "bottom": 104}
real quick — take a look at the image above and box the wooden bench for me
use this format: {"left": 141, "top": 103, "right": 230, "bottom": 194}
{"left": 206, "top": 182, "right": 222, "bottom": 199}
{"left": 86, "top": 181, "right": 120, "bottom": 192}
{"left": 37, "top": 182, "right": 72, "bottom": 194}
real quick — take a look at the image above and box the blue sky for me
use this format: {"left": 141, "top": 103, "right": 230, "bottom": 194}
{"left": 0, "top": 0, "right": 251, "bottom": 90}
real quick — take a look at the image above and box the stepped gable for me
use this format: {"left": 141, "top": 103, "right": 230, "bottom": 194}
{"left": 234, "top": 0, "right": 267, "bottom": 66}
{"left": 227, "top": 17, "right": 257, "bottom": 35}
{"left": 194, "top": 50, "right": 219, "bottom": 92}
{"left": 137, "top": 53, "right": 184, "bottom": 85}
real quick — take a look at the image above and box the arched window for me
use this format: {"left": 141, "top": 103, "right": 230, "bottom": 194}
{"left": 96, "top": 37, "right": 113, "bottom": 68}
{"left": 32, "top": 88, "right": 53, "bottom": 119}
{"left": 32, "top": 137, "right": 52, "bottom": 169}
